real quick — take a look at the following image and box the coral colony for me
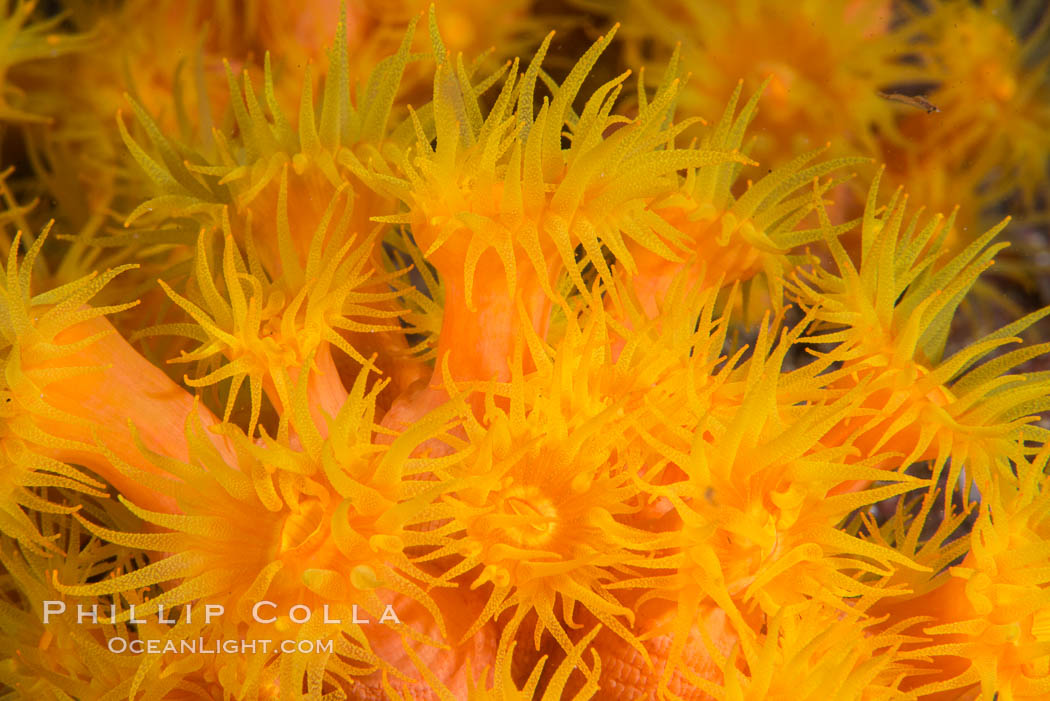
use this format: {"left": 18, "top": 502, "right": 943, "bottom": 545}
{"left": 2, "top": 0, "right": 1050, "bottom": 700}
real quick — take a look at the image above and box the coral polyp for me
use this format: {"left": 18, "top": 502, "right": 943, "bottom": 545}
{"left": 0, "top": 2, "right": 1049, "bottom": 701}
{"left": 589, "top": 0, "right": 910, "bottom": 167}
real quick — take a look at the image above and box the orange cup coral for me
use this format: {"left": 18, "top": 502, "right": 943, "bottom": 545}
{"left": 1, "top": 3, "right": 1049, "bottom": 701}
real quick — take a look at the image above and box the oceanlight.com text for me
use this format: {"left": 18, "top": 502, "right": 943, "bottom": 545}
{"left": 107, "top": 637, "right": 335, "bottom": 655}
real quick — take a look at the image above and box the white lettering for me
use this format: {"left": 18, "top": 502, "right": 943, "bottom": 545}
{"left": 322, "top": 605, "right": 341, "bottom": 624}
{"left": 289, "top": 604, "right": 311, "bottom": 624}
{"left": 205, "top": 604, "right": 224, "bottom": 624}
{"left": 157, "top": 605, "right": 176, "bottom": 624}
{"left": 380, "top": 605, "right": 400, "bottom": 624}
{"left": 128, "top": 605, "right": 146, "bottom": 624}
{"left": 76, "top": 604, "right": 97, "bottom": 624}
{"left": 252, "top": 600, "right": 277, "bottom": 624}
{"left": 43, "top": 601, "right": 65, "bottom": 624}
